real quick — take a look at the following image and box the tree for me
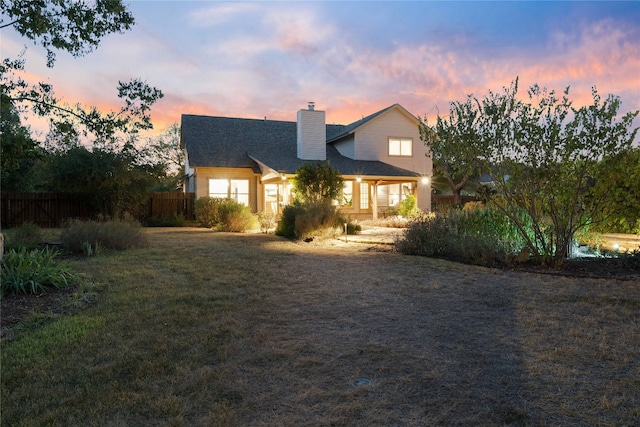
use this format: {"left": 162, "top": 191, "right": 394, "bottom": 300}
{"left": 0, "top": 93, "right": 43, "bottom": 191}
{"left": 589, "top": 147, "right": 640, "bottom": 233}
{"left": 425, "top": 78, "right": 639, "bottom": 267}
{"left": 44, "top": 142, "right": 164, "bottom": 218}
{"left": 486, "top": 83, "right": 638, "bottom": 266}
{"left": 143, "top": 123, "right": 185, "bottom": 191}
{"left": 292, "top": 161, "right": 344, "bottom": 204}
{"left": 1, "top": 0, "right": 163, "bottom": 142}
{"left": 420, "top": 97, "right": 488, "bottom": 206}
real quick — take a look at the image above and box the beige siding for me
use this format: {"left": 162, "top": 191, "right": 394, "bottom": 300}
{"left": 193, "top": 167, "right": 260, "bottom": 212}
{"left": 354, "top": 109, "right": 431, "bottom": 178}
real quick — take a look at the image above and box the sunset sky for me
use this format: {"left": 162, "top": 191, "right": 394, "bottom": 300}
{"left": 3, "top": 1, "right": 640, "bottom": 140}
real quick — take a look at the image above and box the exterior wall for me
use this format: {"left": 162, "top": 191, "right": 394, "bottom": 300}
{"left": 333, "top": 135, "right": 356, "bottom": 159}
{"left": 297, "top": 108, "right": 326, "bottom": 160}
{"left": 183, "top": 157, "right": 196, "bottom": 192}
{"left": 416, "top": 181, "right": 431, "bottom": 212}
{"left": 353, "top": 108, "right": 431, "bottom": 178}
{"left": 193, "top": 167, "right": 260, "bottom": 212}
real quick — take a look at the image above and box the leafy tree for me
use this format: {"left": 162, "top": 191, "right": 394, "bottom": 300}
{"left": 589, "top": 147, "right": 640, "bottom": 233}
{"left": 0, "top": 93, "right": 43, "bottom": 191}
{"left": 144, "top": 123, "right": 185, "bottom": 191}
{"left": 292, "top": 161, "right": 344, "bottom": 204}
{"left": 426, "top": 78, "right": 639, "bottom": 266}
{"left": 44, "top": 142, "right": 164, "bottom": 218}
{"left": 1, "top": 0, "right": 163, "bottom": 142}
{"left": 1, "top": 0, "right": 135, "bottom": 67}
{"left": 420, "top": 96, "right": 488, "bottom": 206}
{"left": 276, "top": 162, "right": 345, "bottom": 238}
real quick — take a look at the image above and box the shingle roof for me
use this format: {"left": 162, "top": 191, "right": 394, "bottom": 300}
{"left": 181, "top": 106, "right": 421, "bottom": 178}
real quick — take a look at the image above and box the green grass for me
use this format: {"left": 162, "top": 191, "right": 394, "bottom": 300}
{"left": 2, "top": 228, "right": 638, "bottom": 426}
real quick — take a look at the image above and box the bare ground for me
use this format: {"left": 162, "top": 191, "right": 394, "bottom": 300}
{"left": 2, "top": 232, "right": 639, "bottom": 425}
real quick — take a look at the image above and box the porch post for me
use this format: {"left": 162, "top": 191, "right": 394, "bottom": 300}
{"left": 372, "top": 182, "right": 378, "bottom": 220}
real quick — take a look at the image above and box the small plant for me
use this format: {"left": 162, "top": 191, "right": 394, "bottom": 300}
{"left": 346, "top": 221, "right": 362, "bottom": 235}
{"left": 81, "top": 241, "right": 102, "bottom": 257}
{"left": 397, "top": 195, "right": 421, "bottom": 218}
{"left": 1, "top": 247, "right": 76, "bottom": 296}
{"left": 258, "top": 211, "right": 277, "bottom": 233}
{"left": 61, "top": 217, "right": 147, "bottom": 254}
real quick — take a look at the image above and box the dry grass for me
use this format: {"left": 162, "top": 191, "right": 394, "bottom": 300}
{"left": 2, "top": 228, "right": 639, "bottom": 426}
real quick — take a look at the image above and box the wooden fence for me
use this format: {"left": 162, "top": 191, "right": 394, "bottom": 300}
{"left": 1, "top": 192, "right": 196, "bottom": 228}
{"left": 145, "top": 192, "right": 195, "bottom": 220}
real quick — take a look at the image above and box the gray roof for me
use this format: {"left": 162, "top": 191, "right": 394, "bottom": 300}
{"left": 181, "top": 106, "right": 421, "bottom": 177}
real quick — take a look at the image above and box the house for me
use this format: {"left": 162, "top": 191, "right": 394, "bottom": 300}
{"left": 180, "top": 103, "right": 432, "bottom": 220}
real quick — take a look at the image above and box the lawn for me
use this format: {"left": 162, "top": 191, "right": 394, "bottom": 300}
{"left": 2, "top": 228, "right": 639, "bottom": 426}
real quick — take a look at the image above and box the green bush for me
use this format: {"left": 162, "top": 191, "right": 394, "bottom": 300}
{"left": 276, "top": 200, "right": 343, "bottom": 239}
{"left": 195, "top": 197, "right": 222, "bottom": 228}
{"left": 1, "top": 247, "right": 76, "bottom": 296}
{"left": 61, "top": 217, "right": 147, "bottom": 255}
{"left": 346, "top": 221, "right": 362, "bottom": 235}
{"left": 397, "top": 195, "right": 421, "bottom": 218}
{"left": 396, "top": 206, "right": 529, "bottom": 266}
{"left": 275, "top": 202, "right": 302, "bottom": 238}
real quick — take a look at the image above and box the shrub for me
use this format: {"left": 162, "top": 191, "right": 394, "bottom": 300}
{"left": 4, "top": 222, "right": 44, "bottom": 251}
{"left": 257, "top": 211, "right": 277, "bottom": 233}
{"left": 1, "top": 247, "right": 76, "bottom": 296}
{"left": 194, "top": 197, "right": 222, "bottom": 228}
{"left": 195, "top": 197, "right": 257, "bottom": 232}
{"left": 397, "top": 195, "right": 421, "bottom": 218}
{"left": 396, "top": 206, "right": 528, "bottom": 266}
{"left": 217, "top": 200, "right": 258, "bottom": 232}
{"left": 276, "top": 200, "right": 343, "bottom": 239}
{"left": 144, "top": 214, "right": 186, "bottom": 227}
{"left": 346, "top": 221, "right": 362, "bottom": 235}
{"left": 61, "top": 217, "right": 147, "bottom": 254}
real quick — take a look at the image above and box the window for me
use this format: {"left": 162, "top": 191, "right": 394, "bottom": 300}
{"left": 209, "top": 179, "right": 250, "bottom": 206}
{"left": 360, "top": 182, "right": 369, "bottom": 209}
{"left": 388, "top": 137, "right": 412, "bottom": 157}
{"left": 388, "top": 183, "right": 401, "bottom": 207}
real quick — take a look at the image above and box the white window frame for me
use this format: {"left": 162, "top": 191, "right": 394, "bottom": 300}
{"left": 360, "top": 182, "right": 369, "bottom": 210}
{"left": 388, "top": 137, "right": 413, "bottom": 157}
{"left": 208, "top": 178, "right": 250, "bottom": 206}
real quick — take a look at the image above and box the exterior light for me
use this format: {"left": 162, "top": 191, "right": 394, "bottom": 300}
{"left": 613, "top": 243, "right": 620, "bottom": 251}
{"left": 356, "top": 176, "right": 362, "bottom": 182}
{"left": 421, "top": 176, "right": 430, "bottom": 185}
{"left": 281, "top": 174, "right": 287, "bottom": 181}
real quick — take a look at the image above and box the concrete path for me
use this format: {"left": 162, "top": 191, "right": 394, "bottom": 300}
{"left": 340, "top": 226, "right": 404, "bottom": 245}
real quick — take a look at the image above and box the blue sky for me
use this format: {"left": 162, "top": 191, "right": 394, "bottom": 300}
{"left": 2, "top": 1, "right": 639, "bottom": 137}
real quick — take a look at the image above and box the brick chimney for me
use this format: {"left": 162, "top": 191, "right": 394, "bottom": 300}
{"left": 297, "top": 102, "right": 326, "bottom": 160}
